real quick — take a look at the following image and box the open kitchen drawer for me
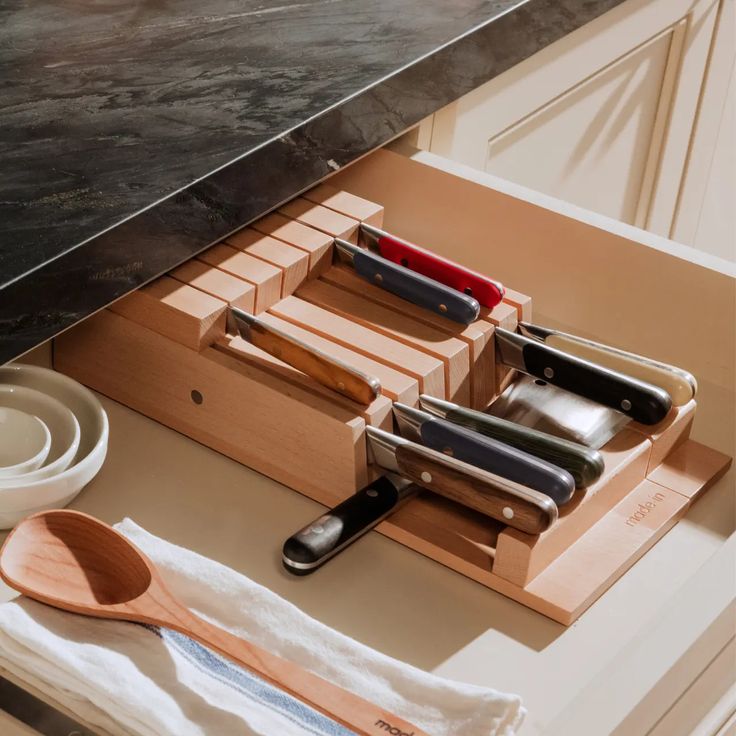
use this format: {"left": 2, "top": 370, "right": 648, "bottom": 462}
{"left": 54, "top": 144, "right": 734, "bottom": 627}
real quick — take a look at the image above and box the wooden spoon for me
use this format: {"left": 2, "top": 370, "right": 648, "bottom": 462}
{"left": 0, "top": 510, "right": 427, "bottom": 736}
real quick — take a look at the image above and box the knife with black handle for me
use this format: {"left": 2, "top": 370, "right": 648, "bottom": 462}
{"left": 333, "top": 239, "right": 480, "bottom": 325}
{"left": 495, "top": 328, "right": 672, "bottom": 425}
{"left": 393, "top": 403, "right": 575, "bottom": 505}
{"left": 419, "top": 394, "right": 604, "bottom": 488}
{"left": 282, "top": 476, "right": 418, "bottom": 575}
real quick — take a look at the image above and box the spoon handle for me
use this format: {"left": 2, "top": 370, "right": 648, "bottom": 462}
{"left": 156, "top": 599, "right": 426, "bottom": 736}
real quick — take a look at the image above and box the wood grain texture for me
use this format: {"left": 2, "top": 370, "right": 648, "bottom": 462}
{"left": 279, "top": 197, "right": 359, "bottom": 242}
{"left": 169, "top": 259, "right": 256, "bottom": 312}
{"left": 395, "top": 443, "right": 557, "bottom": 534}
{"left": 227, "top": 228, "right": 310, "bottom": 297}
{"left": 322, "top": 265, "right": 497, "bottom": 408}
{"left": 198, "top": 244, "right": 282, "bottom": 313}
{"left": 109, "top": 276, "right": 227, "bottom": 351}
{"left": 303, "top": 183, "right": 385, "bottom": 227}
{"left": 251, "top": 212, "right": 334, "bottom": 277}
{"left": 298, "top": 278, "right": 470, "bottom": 405}
{"left": 270, "top": 296, "right": 446, "bottom": 398}
{"left": 493, "top": 429, "right": 652, "bottom": 586}
{"left": 501, "top": 287, "right": 532, "bottom": 321}
{"left": 243, "top": 318, "right": 380, "bottom": 405}
{"left": 0, "top": 510, "right": 427, "bottom": 736}
{"left": 258, "top": 312, "right": 419, "bottom": 406}
{"left": 55, "top": 310, "right": 369, "bottom": 498}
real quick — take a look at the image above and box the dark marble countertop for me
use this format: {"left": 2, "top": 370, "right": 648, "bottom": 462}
{"left": 0, "top": 0, "right": 623, "bottom": 363}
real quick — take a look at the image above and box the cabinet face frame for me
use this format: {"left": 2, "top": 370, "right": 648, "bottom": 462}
{"left": 424, "top": 0, "right": 720, "bottom": 238}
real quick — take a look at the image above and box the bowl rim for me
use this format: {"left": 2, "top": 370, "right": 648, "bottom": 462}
{"left": 0, "top": 409, "right": 52, "bottom": 474}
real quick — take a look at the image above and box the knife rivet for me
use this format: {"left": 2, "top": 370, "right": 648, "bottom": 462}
{"left": 442, "top": 446, "right": 454, "bottom": 456}
{"left": 544, "top": 367, "right": 554, "bottom": 379}
{"left": 621, "top": 399, "right": 632, "bottom": 411}
{"left": 310, "top": 525, "right": 324, "bottom": 534}
{"left": 366, "top": 489, "right": 378, "bottom": 497}
{"left": 439, "top": 304, "right": 448, "bottom": 313}
{"left": 374, "top": 273, "right": 383, "bottom": 284}
{"left": 421, "top": 471, "right": 433, "bottom": 483}
{"left": 337, "top": 381, "right": 346, "bottom": 391}
{"left": 502, "top": 507, "right": 514, "bottom": 520}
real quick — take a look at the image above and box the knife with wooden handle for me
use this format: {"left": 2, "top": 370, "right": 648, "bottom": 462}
{"left": 393, "top": 402, "right": 575, "bottom": 504}
{"left": 495, "top": 328, "right": 672, "bottom": 425}
{"left": 518, "top": 322, "right": 696, "bottom": 406}
{"left": 366, "top": 426, "right": 558, "bottom": 534}
{"left": 228, "top": 307, "right": 381, "bottom": 405}
{"left": 359, "top": 223, "right": 506, "bottom": 308}
{"left": 333, "top": 239, "right": 480, "bottom": 325}
{"left": 419, "top": 394, "right": 604, "bottom": 488}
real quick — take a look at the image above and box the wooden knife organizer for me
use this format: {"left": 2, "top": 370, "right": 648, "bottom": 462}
{"left": 54, "top": 185, "right": 731, "bottom": 625}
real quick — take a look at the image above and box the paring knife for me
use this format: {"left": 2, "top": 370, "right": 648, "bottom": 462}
{"left": 228, "top": 307, "right": 381, "bottom": 405}
{"left": 365, "top": 425, "right": 557, "bottom": 534}
{"left": 518, "top": 322, "right": 697, "bottom": 406}
{"left": 358, "top": 223, "right": 506, "bottom": 309}
{"left": 393, "top": 402, "right": 575, "bottom": 505}
{"left": 419, "top": 394, "right": 604, "bottom": 488}
{"left": 333, "top": 239, "right": 480, "bottom": 325}
{"left": 495, "top": 328, "right": 672, "bottom": 425}
{"left": 282, "top": 475, "right": 419, "bottom": 575}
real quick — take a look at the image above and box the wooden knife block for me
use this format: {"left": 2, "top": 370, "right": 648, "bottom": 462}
{"left": 54, "top": 186, "right": 731, "bottom": 625}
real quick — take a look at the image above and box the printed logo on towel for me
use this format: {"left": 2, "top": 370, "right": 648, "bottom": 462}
{"left": 375, "top": 719, "right": 414, "bottom": 736}
{"left": 624, "top": 491, "right": 667, "bottom": 526}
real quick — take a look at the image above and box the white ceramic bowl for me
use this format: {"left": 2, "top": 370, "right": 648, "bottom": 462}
{"left": 0, "top": 385, "right": 81, "bottom": 486}
{"left": 0, "top": 408, "right": 51, "bottom": 477}
{"left": 0, "top": 365, "right": 109, "bottom": 528}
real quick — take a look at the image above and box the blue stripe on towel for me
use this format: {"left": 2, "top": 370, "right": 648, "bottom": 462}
{"left": 143, "top": 625, "right": 356, "bottom": 736}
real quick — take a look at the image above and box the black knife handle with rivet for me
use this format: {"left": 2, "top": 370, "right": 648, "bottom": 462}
{"left": 495, "top": 328, "right": 672, "bottom": 425}
{"left": 282, "top": 477, "right": 416, "bottom": 575}
{"left": 393, "top": 443, "right": 557, "bottom": 534}
{"left": 335, "top": 239, "right": 480, "bottom": 324}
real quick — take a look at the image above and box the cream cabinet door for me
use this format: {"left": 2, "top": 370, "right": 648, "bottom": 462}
{"left": 422, "top": 0, "right": 721, "bottom": 236}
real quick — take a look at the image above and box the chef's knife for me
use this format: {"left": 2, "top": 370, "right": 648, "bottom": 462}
{"left": 419, "top": 394, "right": 604, "bottom": 488}
{"left": 228, "top": 307, "right": 381, "bottom": 405}
{"left": 358, "top": 223, "right": 506, "bottom": 308}
{"left": 495, "top": 328, "right": 672, "bottom": 425}
{"left": 333, "top": 239, "right": 480, "bottom": 325}
{"left": 282, "top": 475, "right": 419, "bottom": 575}
{"left": 365, "top": 426, "right": 557, "bottom": 533}
{"left": 393, "top": 402, "right": 575, "bottom": 505}
{"left": 518, "top": 322, "right": 696, "bottom": 406}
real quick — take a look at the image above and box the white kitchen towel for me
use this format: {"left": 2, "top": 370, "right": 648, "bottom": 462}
{"left": 0, "top": 519, "right": 525, "bottom": 736}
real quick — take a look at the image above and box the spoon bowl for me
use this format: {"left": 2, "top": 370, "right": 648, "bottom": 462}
{"left": 0, "top": 510, "right": 426, "bottom": 736}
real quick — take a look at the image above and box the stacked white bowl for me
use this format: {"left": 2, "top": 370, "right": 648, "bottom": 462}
{"left": 0, "top": 365, "right": 108, "bottom": 529}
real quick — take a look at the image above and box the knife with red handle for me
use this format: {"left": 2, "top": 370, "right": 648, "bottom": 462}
{"left": 360, "top": 223, "right": 505, "bottom": 308}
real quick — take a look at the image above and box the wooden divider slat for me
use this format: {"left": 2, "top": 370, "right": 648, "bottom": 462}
{"left": 270, "top": 296, "right": 446, "bottom": 398}
{"left": 226, "top": 229, "right": 309, "bottom": 297}
{"left": 219, "top": 336, "right": 393, "bottom": 431}
{"left": 629, "top": 400, "right": 696, "bottom": 472}
{"left": 258, "top": 313, "right": 419, "bottom": 406}
{"left": 297, "top": 279, "right": 471, "bottom": 406}
{"left": 198, "top": 245, "right": 282, "bottom": 313}
{"left": 109, "top": 276, "right": 226, "bottom": 351}
{"left": 170, "top": 260, "right": 256, "bottom": 313}
{"left": 278, "top": 198, "right": 359, "bottom": 242}
{"left": 251, "top": 212, "right": 334, "bottom": 278}
{"left": 322, "top": 265, "right": 496, "bottom": 409}
{"left": 493, "top": 429, "right": 652, "bottom": 586}
{"left": 303, "top": 183, "right": 384, "bottom": 227}
{"left": 501, "top": 288, "right": 532, "bottom": 322}
{"left": 55, "top": 310, "right": 369, "bottom": 500}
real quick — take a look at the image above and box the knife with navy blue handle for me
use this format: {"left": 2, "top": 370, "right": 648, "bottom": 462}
{"left": 393, "top": 403, "right": 575, "bottom": 505}
{"left": 334, "top": 238, "right": 480, "bottom": 325}
{"left": 282, "top": 476, "right": 418, "bottom": 575}
{"left": 495, "top": 328, "right": 672, "bottom": 425}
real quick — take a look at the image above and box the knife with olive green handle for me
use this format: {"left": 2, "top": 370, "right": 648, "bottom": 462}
{"left": 366, "top": 426, "right": 558, "bottom": 534}
{"left": 228, "top": 307, "right": 381, "bottom": 405}
{"left": 518, "top": 322, "right": 696, "bottom": 406}
{"left": 419, "top": 394, "right": 604, "bottom": 488}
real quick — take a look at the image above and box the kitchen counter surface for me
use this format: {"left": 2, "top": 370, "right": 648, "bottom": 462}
{"left": 0, "top": 0, "right": 626, "bottom": 364}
